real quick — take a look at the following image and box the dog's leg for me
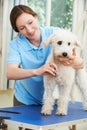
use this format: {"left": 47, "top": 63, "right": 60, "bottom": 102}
{"left": 41, "top": 76, "right": 56, "bottom": 115}
{"left": 56, "top": 82, "right": 73, "bottom": 115}
{"left": 56, "top": 88, "right": 70, "bottom": 115}
{"left": 76, "top": 69, "right": 87, "bottom": 110}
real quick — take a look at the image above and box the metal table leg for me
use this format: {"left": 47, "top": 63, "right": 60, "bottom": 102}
{"left": 69, "top": 125, "right": 76, "bottom": 130}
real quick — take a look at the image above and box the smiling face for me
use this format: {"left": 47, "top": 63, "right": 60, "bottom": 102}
{"left": 16, "top": 12, "right": 40, "bottom": 42}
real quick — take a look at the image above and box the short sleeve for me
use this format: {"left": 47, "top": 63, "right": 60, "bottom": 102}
{"left": 7, "top": 40, "right": 21, "bottom": 65}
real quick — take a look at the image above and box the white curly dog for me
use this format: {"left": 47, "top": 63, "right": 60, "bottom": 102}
{"left": 41, "top": 29, "right": 87, "bottom": 115}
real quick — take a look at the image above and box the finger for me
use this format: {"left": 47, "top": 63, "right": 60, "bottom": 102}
{"left": 73, "top": 62, "right": 84, "bottom": 69}
{"left": 58, "top": 57, "right": 69, "bottom": 62}
{"left": 49, "top": 63, "right": 58, "bottom": 71}
{"left": 72, "top": 48, "right": 76, "bottom": 56}
{"left": 49, "top": 63, "right": 58, "bottom": 76}
{"left": 73, "top": 65, "right": 83, "bottom": 69}
{"left": 46, "top": 68, "right": 57, "bottom": 76}
{"left": 62, "top": 61, "right": 71, "bottom": 66}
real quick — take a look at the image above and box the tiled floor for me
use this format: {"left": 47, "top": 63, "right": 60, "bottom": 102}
{"left": 0, "top": 88, "right": 87, "bottom": 130}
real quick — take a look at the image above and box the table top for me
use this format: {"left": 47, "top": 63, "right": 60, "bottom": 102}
{"left": 0, "top": 102, "right": 87, "bottom": 127}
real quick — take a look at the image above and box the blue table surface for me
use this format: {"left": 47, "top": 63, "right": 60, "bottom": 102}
{"left": 0, "top": 102, "right": 87, "bottom": 126}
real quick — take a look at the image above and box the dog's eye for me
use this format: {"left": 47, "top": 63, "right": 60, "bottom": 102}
{"left": 57, "top": 41, "right": 62, "bottom": 45}
{"left": 68, "top": 42, "right": 71, "bottom": 45}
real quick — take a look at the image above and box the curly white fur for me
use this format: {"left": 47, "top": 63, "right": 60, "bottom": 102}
{"left": 41, "top": 29, "right": 87, "bottom": 115}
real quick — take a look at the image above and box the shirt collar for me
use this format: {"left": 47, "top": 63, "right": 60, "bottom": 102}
{"left": 18, "top": 34, "right": 43, "bottom": 51}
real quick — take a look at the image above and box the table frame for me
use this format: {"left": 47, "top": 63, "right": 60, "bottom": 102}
{"left": 2, "top": 118, "right": 87, "bottom": 130}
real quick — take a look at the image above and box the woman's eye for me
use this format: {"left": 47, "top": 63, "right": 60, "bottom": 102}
{"left": 19, "top": 27, "right": 25, "bottom": 30}
{"left": 57, "top": 41, "right": 62, "bottom": 45}
{"left": 28, "top": 21, "right": 33, "bottom": 24}
{"left": 68, "top": 42, "right": 71, "bottom": 45}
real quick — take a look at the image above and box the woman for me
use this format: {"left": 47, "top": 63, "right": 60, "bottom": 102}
{"left": 7, "top": 5, "right": 83, "bottom": 106}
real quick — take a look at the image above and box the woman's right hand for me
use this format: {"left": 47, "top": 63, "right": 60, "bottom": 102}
{"left": 34, "top": 63, "right": 58, "bottom": 77}
{"left": 7, "top": 63, "right": 58, "bottom": 80}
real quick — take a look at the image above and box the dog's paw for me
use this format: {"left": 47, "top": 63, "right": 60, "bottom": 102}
{"left": 41, "top": 109, "right": 52, "bottom": 115}
{"left": 56, "top": 110, "right": 67, "bottom": 116}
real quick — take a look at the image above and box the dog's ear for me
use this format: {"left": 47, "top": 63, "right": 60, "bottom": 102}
{"left": 44, "top": 34, "right": 54, "bottom": 47}
{"left": 75, "top": 40, "right": 82, "bottom": 48}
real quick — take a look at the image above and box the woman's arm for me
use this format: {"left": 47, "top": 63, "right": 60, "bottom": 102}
{"left": 7, "top": 64, "right": 36, "bottom": 80}
{"left": 7, "top": 63, "right": 58, "bottom": 80}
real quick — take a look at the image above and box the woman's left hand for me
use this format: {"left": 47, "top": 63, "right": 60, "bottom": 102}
{"left": 58, "top": 48, "right": 84, "bottom": 69}
{"left": 70, "top": 56, "right": 84, "bottom": 69}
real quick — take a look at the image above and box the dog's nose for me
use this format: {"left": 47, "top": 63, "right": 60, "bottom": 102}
{"left": 62, "top": 52, "right": 67, "bottom": 57}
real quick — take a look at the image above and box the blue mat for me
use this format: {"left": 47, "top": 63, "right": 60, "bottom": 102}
{"left": 0, "top": 102, "right": 87, "bottom": 126}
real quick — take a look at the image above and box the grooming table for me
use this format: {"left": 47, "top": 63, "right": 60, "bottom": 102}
{"left": 0, "top": 102, "right": 87, "bottom": 130}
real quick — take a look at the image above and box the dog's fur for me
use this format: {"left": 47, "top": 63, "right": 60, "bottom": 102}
{"left": 41, "top": 29, "right": 87, "bottom": 115}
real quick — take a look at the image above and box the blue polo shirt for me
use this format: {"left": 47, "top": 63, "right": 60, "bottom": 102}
{"left": 7, "top": 26, "right": 59, "bottom": 105}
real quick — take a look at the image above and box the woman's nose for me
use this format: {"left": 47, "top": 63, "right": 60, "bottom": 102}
{"left": 26, "top": 26, "right": 33, "bottom": 33}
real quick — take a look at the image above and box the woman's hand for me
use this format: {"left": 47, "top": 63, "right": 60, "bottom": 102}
{"left": 58, "top": 48, "right": 84, "bottom": 69}
{"left": 71, "top": 56, "right": 83, "bottom": 69}
{"left": 7, "top": 63, "right": 58, "bottom": 80}
{"left": 34, "top": 62, "right": 58, "bottom": 77}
